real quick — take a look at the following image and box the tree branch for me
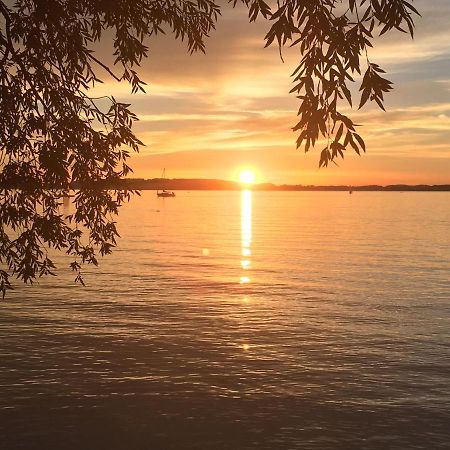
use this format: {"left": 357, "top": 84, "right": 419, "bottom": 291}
{"left": 86, "top": 53, "right": 121, "bottom": 82}
{"left": 0, "top": 1, "right": 13, "bottom": 66}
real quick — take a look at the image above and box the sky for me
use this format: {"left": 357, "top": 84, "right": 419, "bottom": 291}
{"left": 94, "top": 1, "right": 450, "bottom": 185}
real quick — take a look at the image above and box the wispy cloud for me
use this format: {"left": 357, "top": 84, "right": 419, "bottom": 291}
{"left": 92, "top": 0, "right": 450, "bottom": 184}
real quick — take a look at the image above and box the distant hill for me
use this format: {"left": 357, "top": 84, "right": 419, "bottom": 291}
{"left": 114, "top": 178, "right": 450, "bottom": 192}
{"left": 2, "top": 176, "right": 449, "bottom": 191}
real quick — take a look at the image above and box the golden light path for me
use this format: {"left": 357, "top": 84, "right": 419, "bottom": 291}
{"left": 240, "top": 189, "right": 253, "bottom": 352}
{"left": 240, "top": 189, "right": 252, "bottom": 284}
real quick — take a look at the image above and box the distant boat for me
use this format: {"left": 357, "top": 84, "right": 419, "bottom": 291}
{"left": 157, "top": 169, "right": 175, "bottom": 197}
{"left": 157, "top": 190, "right": 175, "bottom": 198}
{"left": 349, "top": 186, "right": 353, "bottom": 194}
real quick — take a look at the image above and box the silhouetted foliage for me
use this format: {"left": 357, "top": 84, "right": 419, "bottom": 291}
{"left": 0, "top": 0, "right": 418, "bottom": 295}
{"left": 254, "top": 0, "right": 418, "bottom": 167}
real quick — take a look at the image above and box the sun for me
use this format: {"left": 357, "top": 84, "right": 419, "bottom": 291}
{"left": 239, "top": 170, "right": 255, "bottom": 184}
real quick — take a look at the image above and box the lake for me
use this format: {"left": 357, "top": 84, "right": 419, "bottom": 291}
{"left": 1, "top": 191, "right": 449, "bottom": 449}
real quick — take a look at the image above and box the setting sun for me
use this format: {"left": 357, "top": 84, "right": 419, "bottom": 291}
{"left": 239, "top": 170, "right": 255, "bottom": 184}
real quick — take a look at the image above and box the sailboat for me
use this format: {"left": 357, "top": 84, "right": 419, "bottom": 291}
{"left": 157, "top": 168, "right": 175, "bottom": 197}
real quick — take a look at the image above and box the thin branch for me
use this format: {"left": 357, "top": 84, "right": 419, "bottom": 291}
{"left": 86, "top": 53, "right": 121, "bottom": 82}
{"left": 0, "top": 1, "right": 13, "bottom": 66}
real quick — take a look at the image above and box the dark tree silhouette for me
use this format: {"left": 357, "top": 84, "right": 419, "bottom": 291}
{"left": 0, "top": 0, "right": 418, "bottom": 295}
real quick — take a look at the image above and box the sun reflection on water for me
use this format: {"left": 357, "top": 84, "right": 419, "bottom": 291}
{"left": 239, "top": 276, "right": 250, "bottom": 284}
{"left": 238, "top": 190, "right": 253, "bottom": 350}
{"left": 241, "top": 190, "right": 252, "bottom": 283}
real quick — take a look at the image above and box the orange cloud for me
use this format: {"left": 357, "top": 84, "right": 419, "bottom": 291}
{"left": 89, "top": 0, "right": 450, "bottom": 185}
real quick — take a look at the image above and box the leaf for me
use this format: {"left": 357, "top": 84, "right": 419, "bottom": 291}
{"left": 359, "top": 89, "right": 370, "bottom": 109}
{"left": 353, "top": 133, "right": 366, "bottom": 152}
{"left": 335, "top": 123, "right": 344, "bottom": 142}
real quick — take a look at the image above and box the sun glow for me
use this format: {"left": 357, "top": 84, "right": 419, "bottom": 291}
{"left": 239, "top": 170, "right": 255, "bottom": 184}
{"left": 239, "top": 190, "right": 252, "bottom": 285}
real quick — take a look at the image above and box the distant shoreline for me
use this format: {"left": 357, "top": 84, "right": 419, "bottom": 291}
{"left": 3, "top": 179, "right": 449, "bottom": 191}
{"left": 117, "top": 178, "right": 450, "bottom": 192}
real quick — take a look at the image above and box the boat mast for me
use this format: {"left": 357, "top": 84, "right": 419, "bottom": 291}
{"left": 158, "top": 168, "right": 166, "bottom": 194}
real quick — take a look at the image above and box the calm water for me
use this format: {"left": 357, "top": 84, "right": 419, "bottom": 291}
{"left": 1, "top": 191, "right": 449, "bottom": 449}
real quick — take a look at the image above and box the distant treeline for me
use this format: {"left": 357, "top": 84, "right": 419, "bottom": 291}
{"left": 1, "top": 177, "right": 449, "bottom": 191}
{"left": 112, "top": 178, "right": 450, "bottom": 191}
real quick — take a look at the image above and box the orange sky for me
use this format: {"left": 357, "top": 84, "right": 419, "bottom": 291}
{"left": 93, "top": 1, "right": 450, "bottom": 185}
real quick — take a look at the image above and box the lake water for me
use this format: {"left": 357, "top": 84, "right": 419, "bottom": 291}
{"left": 1, "top": 191, "right": 449, "bottom": 449}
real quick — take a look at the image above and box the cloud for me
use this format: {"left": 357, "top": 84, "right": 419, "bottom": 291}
{"left": 88, "top": 0, "right": 450, "bottom": 184}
